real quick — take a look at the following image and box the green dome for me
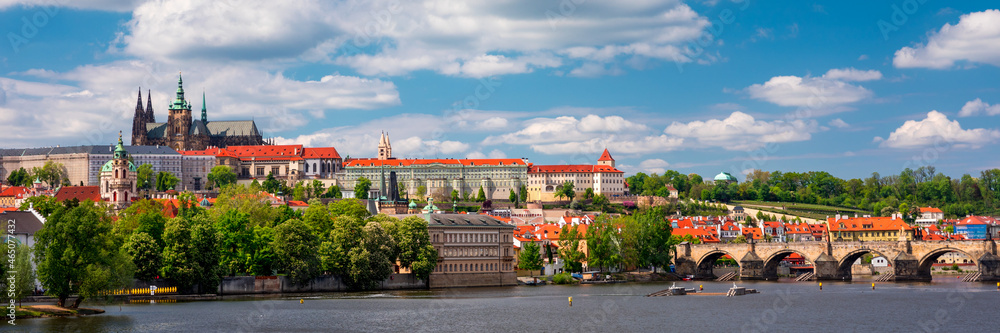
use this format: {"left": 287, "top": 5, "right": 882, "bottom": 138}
{"left": 101, "top": 160, "right": 138, "bottom": 173}
{"left": 714, "top": 171, "right": 737, "bottom": 182}
{"left": 408, "top": 200, "right": 417, "bottom": 209}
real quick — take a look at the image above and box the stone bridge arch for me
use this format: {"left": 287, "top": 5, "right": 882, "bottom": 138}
{"left": 694, "top": 250, "right": 739, "bottom": 280}
{"left": 835, "top": 248, "right": 894, "bottom": 281}
{"left": 761, "top": 249, "right": 813, "bottom": 281}
{"left": 916, "top": 247, "right": 978, "bottom": 279}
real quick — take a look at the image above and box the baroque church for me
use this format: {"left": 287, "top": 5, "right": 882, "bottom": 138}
{"left": 131, "top": 73, "right": 270, "bottom": 151}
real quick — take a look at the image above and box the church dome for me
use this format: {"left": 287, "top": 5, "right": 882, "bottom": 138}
{"left": 408, "top": 200, "right": 417, "bottom": 209}
{"left": 714, "top": 171, "right": 737, "bottom": 182}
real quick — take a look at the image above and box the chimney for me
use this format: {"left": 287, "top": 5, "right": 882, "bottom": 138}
{"left": 835, "top": 214, "right": 841, "bottom": 221}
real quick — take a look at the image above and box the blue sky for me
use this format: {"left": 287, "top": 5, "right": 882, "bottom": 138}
{"left": 1, "top": 1, "right": 998, "bottom": 180}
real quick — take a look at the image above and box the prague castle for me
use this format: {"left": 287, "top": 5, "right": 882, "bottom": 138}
{"left": 131, "top": 73, "right": 269, "bottom": 151}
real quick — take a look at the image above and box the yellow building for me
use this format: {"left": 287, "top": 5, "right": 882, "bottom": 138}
{"left": 827, "top": 214, "right": 914, "bottom": 241}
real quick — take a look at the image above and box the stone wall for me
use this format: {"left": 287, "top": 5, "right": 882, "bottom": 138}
{"left": 429, "top": 272, "right": 517, "bottom": 288}
{"left": 219, "top": 273, "right": 426, "bottom": 294}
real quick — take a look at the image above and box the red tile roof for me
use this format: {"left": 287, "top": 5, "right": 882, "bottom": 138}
{"left": 827, "top": 216, "right": 912, "bottom": 232}
{"left": 598, "top": 148, "right": 614, "bottom": 161}
{"left": 919, "top": 207, "right": 943, "bottom": 213}
{"left": 344, "top": 158, "right": 527, "bottom": 168}
{"left": 673, "top": 228, "right": 720, "bottom": 243}
{"left": 957, "top": 216, "right": 998, "bottom": 225}
{"left": 301, "top": 147, "right": 341, "bottom": 159}
{"left": 179, "top": 145, "right": 341, "bottom": 160}
{"left": 0, "top": 186, "right": 28, "bottom": 198}
{"left": 287, "top": 200, "right": 308, "bottom": 207}
{"left": 528, "top": 164, "right": 622, "bottom": 173}
{"left": 54, "top": 186, "right": 101, "bottom": 202}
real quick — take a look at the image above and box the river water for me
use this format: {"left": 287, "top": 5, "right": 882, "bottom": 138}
{"left": 8, "top": 277, "right": 996, "bottom": 332}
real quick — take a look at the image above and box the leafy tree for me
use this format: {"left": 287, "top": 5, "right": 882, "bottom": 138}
{"left": 329, "top": 198, "right": 372, "bottom": 220}
{"left": 520, "top": 184, "right": 528, "bottom": 202}
{"left": 131, "top": 164, "right": 153, "bottom": 190}
{"left": 125, "top": 232, "right": 162, "bottom": 281}
{"left": 555, "top": 181, "right": 575, "bottom": 201}
{"left": 248, "top": 226, "right": 278, "bottom": 276}
{"left": 584, "top": 188, "right": 595, "bottom": 200}
{"left": 262, "top": 173, "right": 281, "bottom": 194}
{"left": 517, "top": 241, "right": 543, "bottom": 277}
{"left": 354, "top": 177, "right": 372, "bottom": 199}
{"left": 293, "top": 181, "right": 306, "bottom": 201}
{"left": 207, "top": 165, "right": 237, "bottom": 189}
{"left": 19, "top": 195, "right": 61, "bottom": 218}
{"left": 211, "top": 185, "right": 280, "bottom": 227}
{"left": 397, "top": 182, "right": 407, "bottom": 199}
{"left": 1, "top": 244, "right": 36, "bottom": 306}
{"left": 394, "top": 216, "right": 437, "bottom": 280}
{"left": 161, "top": 214, "right": 221, "bottom": 293}
{"left": 320, "top": 216, "right": 364, "bottom": 276}
{"left": 509, "top": 189, "right": 517, "bottom": 203}
{"left": 6, "top": 167, "right": 31, "bottom": 186}
{"left": 476, "top": 186, "right": 486, "bottom": 202}
{"left": 451, "top": 189, "right": 460, "bottom": 202}
{"left": 592, "top": 194, "right": 609, "bottom": 213}
{"left": 586, "top": 216, "right": 621, "bottom": 272}
{"left": 155, "top": 171, "right": 180, "bottom": 191}
{"left": 324, "top": 185, "right": 343, "bottom": 198}
{"left": 272, "top": 219, "right": 321, "bottom": 286}
{"left": 214, "top": 210, "right": 256, "bottom": 276}
{"left": 34, "top": 161, "right": 67, "bottom": 187}
{"left": 303, "top": 199, "right": 333, "bottom": 234}
{"left": 34, "top": 201, "right": 134, "bottom": 308}
{"left": 415, "top": 185, "right": 427, "bottom": 199}
{"left": 346, "top": 222, "right": 396, "bottom": 289}
{"left": 558, "top": 224, "right": 585, "bottom": 273}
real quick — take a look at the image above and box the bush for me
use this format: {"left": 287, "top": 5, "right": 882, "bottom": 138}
{"left": 552, "top": 272, "right": 576, "bottom": 285}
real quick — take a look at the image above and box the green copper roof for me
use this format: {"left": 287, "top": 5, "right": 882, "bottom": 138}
{"left": 170, "top": 72, "right": 190, "bottom": 111}
{"left": 714, "top": 171, "right": 737, "bottom": 182}
{"left": 408, "top": 200, "right": 417, "bottom": 209}
{"left": 113, "top": 132, "right": 127, "bottom": 159}
{"left": 201, "top": 91, "right": 207, "bottom": 123}
{"left": 101, "top": 160, "right": 138, "bottom": 173}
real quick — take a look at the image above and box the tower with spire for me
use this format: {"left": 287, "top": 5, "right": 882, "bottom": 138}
{"left": 378, "top": 131, "right": 392, "bottom": 160}
{"left": 100, "top": 131, "right": 138, "bottom": 211}
{"left": 131, "top": 88, "right": 148, "bottom": 145}
{"left": 597, "top": 148, "right": 615, "bottom": 168}
{"left": 166, "top": 72, "right": 194, "bottom": 150}
{"left": 201, "top": 91, "right": 208, "bottom": 123}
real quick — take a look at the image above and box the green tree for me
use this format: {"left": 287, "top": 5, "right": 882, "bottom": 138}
{"left": 416, "top": 185, "right": 427, "bottom": 199}
{"left": 324, "top": 185, "right": 343, "bottom": 198}
{"left": 34, "top": 160, "right": 67, "bottom": 187}
{"left": 19, "top": 195, "right": 62, "bottom": 218}
{"left": 293, "top": 181, "right": 306, "bottom": 201}
{"left": 509, "top": 189, "right": 518, "bottom": 203}
{"left": 346, "top": 222, "right": 396, "bottom": 289}
{"left": 262, "top": 173, "right": 281, "bottom": 194}
{"left": 584, "top": 188, "right": 595, "bottom": 200}
{"left": 592, "top": 194, "right": 609, "bottom": 213}
{"left": 161, "top": 214, "right": 221, "bottom": 294}
{"left": 309, "top": 180, "right": 325, "bottom": 199}
{"left": 155, "top": 171, "right": 180, "bottom": 191}
{"left": 5, "top": 167, "right": 30, "bottom": 186}
{"left": 34, "top": 201, "right": 134, "bottom": 308}
{"left": 211, "top": 185, "right": 279, "bottom": 227}
{"left": 476, "top": 186, "right": 486, "bottom": 202}
{"left": 124, "top": 232, "right": 162, "bottom": 281}
{"left": 136, "top": 164, "right": 155, "bottom": 190}
{"left": 214, "top": 210, "right": 256, "bottom": 276}
{"left": 207, "top": 165, "right": 237, "bottom": 189}
{"left": 586, "top": 216, "right": 620, "bottom": 272}
{"left": 555, "top": 181, "right": 576, "bottom": 201}
{"left": 328, "top": 198, "right": 372, "bottom": 220}
{"left": 1, "top": 244, "right": 36, "bottom": 306}
{"left": 394, "top": 216, "right": 437, "bottom": 280}
{"left": 517, "top": 241, "right": 543, "bottom": 277}
{"left": 272, "top": 219, "right": 321, "bottom": 286}
{"left": 354, "top": 177, "right": 372, "bottom": 199}
{"left": 558, "top": 224, "right": 585, "bottom": 273}
{"left": 451, "top": 189, "right": 460, "bottom": 202}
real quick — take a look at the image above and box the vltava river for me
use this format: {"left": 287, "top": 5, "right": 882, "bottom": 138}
{"left": 9, "top": 278, "right": 995, "bottom": 332}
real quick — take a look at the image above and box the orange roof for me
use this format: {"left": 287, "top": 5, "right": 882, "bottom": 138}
{"left": 673, "top": 228, "right": 720, "bottom": 243}
{"left": 0, "top": 186, "right": 28, "bottom": 197}
{"left": 827, "top": 216, "right": 913, "bottom": 232}
{"left": 784, "top": 223, "right": 812, "bottom": 234}
{"left": 287, "top": 200, "right": 308, "bottom": 207}
{"left": 301, "top": 147, "right": 341, "bottom": 159}
{"left": 958, "top": 216, "right": 998, "bottom": 225}
{"left": 742, "top": 228, "right": 763, "bottom": 240}
{"left": 528, "top": 164, "right": 622, "bottom": 174}
{"left": 672, "top": 218, "right": 694, "bottom": 229}
{"left": 0, "top": 207, "right": 18, "bottom": 213}
{"left": 919, "top": 207, "right": 943, "bottom": 213}
{"left": 598, "top": 148, "right": 614, "bottom": 161}
{"left": 54, "top": 186, "right": 101, "bottom": 202}
{"left": 344, "top": 158, "right": 526, "bottom": 168}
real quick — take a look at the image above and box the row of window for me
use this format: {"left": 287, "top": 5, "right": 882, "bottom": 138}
{"left": 436, "top": 262, "right": 511, "bottom": 273}
{"left": 436, "top": 232, "right": 510, "bottom": 243}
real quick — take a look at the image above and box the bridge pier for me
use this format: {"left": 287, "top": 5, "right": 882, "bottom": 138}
{"left": 977, "top": 253, "right": 1000, "bottom": 282}
{"left": 891, "top": 252, "right": 928, "bottom": 282}
{"left": 739, "top": 252, "right": 764, "bottom": 280}
{"left": 812, "top": 253, "right": 841, "bottom": 281}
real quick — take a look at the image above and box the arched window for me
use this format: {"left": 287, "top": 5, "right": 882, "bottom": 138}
{"left": 313, "top": 163, "right": 317, "bottom": 173}
{"left": 113, "top": 191, "right": 117, "bottom": 202}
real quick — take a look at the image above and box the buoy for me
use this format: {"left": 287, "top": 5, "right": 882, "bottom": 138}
{"left": 300, "top": 299, "right": 304, "bottom": 304}
{"left": 568, "top": 296, "right": 573, "bottom": 307}
{"left": 996, "top": 282, "right": 999, "bottom": 291}
{"left": 871, "top": 283, "right": 875, "bottom": 290}
{"left": 699, "top": 285, "right": 703, "bottom": 291}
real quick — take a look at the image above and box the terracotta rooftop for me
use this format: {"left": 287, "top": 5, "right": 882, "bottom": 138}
{"left": 54, "top": 186, "right": 101, "bottom": 202}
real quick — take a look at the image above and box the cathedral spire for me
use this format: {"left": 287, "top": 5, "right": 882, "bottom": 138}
{"left": 135, "top": 88, "right": 144, "bottom": 114}
{"left": 201, "top": 91, "right": 207, "bottom": 123}
{"left": 170, "top": 72, "right": 189, "bottom": 111}
{"left": 145, "top": 89, "right": 154, "bottom": 122}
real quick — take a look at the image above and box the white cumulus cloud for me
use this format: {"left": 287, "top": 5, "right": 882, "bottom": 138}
{"left": 879, "top": 111, "right": 1000, "bottom": 149}
{"left": 663, "top": 111, "right": 819, "bottom": 150}
{"left": 745, "top": 68, "right": 879, "bottom": 109}
{"left": 639, "top": 159, "right": 670, "bottom": 174}
{"left": 958, "top": 98, "right": 1000, "bottom": 117}
{"left": 893, "top": 10, "right": 1000, "bottom": 69}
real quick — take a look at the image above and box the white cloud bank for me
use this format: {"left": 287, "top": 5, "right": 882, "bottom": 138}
{"left": 745, "top": 68, "right": 879, "bottom": 110}
{"left": 877, "top": 111, "right": 1000, "bottom": 149}
{"left": 894, "top": 10, "right": 1000, "bottom": 69}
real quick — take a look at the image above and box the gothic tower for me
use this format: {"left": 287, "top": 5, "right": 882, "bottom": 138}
{"left": 201, "top": 91, "right": 208, "bottom": 123}
{"left": 167, "top": 73, "right": 193, "bottom": 151}
{"left": 130, "top": 88, "right": 147, "bottom": 145}
{"left": 145, "top": 89, "right": 155, "bottom": 123}
{"left": 378, "top": 131, "right": 392, "bottom": 160}
{"left": 597, "top": 148, "right": 615, "bottom": 168}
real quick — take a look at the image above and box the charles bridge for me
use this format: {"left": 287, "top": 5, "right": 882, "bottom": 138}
{"left": 674, "top": 238, "right": 1000, "bottom": 281}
